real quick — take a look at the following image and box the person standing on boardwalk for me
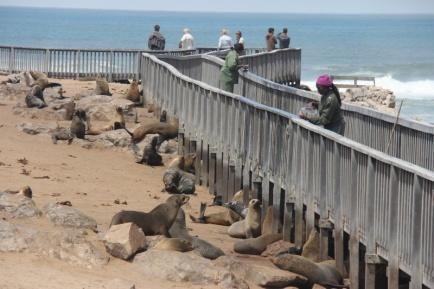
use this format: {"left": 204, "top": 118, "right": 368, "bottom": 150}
{"left": 218, "top": 29, "right": 232, "bottom": 50}
{"left": 277, "top": 28, "right": 290, "bottom": 49}
{"left": 148, "top": 25, "right": 166, "bottom": 50}
{"left": 266, "top": 27, "right": 277, "bottom": 51}
{"left": 219, "top": 44, "right": 246, "bottom": 93}
{"left": 235, "top": 31, "right": 245, "bottom": 50}
{"left": 299, "top": 75, "right": 345, "bottom": 135}
{"left": 179, "top": 28, "right": 194, "bottom": 49}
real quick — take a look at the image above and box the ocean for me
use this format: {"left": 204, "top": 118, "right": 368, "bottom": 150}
{"left": 0, "top": 7, "right": 433, "bottom": 123}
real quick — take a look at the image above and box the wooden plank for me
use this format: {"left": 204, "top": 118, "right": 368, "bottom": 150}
{"left": 387, "top": 166, "right": 400, "bottom": 289}
{"left": 208, "top": 149, "right": 217, "bottom": 196}
{"left": 409, "top": 175, "right": 423, "bottom": 289}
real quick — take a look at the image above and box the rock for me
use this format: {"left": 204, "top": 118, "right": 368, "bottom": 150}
{"left": 133, "top": 250, "right": 248, "bottom": 288}
{"left": 42, "top": 203, "right": 98, "bottom": 232}
{"left": 103, "top": 278, "right": 136, "bottom": 289}
{"left": 342, "top": 86, "right": 396, "bottom": 110}
{"left": 103, "top": 223, "right": 146, "bottom": 260}
{"left": 16, "top": 122, "right": 55, "bottom": 135}
{"left": 76, "top": 95, "right": 134, "bottom": 121}
{"left": 245, "top": 264, "right": 307, "bottom": 288}
{"left": 31, "top": 228, "right": 108, "bottom": 268}
{"left": 158, "top": 139, "right": 178, "bottom": 154}
{"left": 96, "top": 130, "right": 133, "bottom": 148}
{"left": 261, "top": 240, "right": 295, "bottom": 257}
{"left": 144, "top": 235, "right": 167, "bottom": 249}
{"left": 0, "top": 192, "right": 42, "bottom": 218}
{"left": 0, "top": 220, "right": 33, "bottom": 252}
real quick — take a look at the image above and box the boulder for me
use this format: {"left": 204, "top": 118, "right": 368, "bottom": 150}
{"left": 16, "top": 122, "right": 55, "bottom": 135}
{"left": 103, "top": 223, "right": 146, "bottom": 260}
{"left": 0, "top": 220, "right": 33, "bottom": 252}
{"left": 76, "top": 95, "right": 134, "bottom": 121}
{"left": 261, "top": 240, "right": 296, "bottom": 257}
{"left": 94, "top": 130, "right": 133, "bottom": 149}
{"left": 158, "top": 139, "right": 178, "bottom": 154}
{"left": 0, "top": 192, "right": 42, "bottom": 218}
{"left": 342, "top": 86, "right": 396, "bottom": 109}
{"left": 42, "top": 203, "right": 98, "bottom": 232}
{"left": 133, "top": 250, "right": 248, "bottom": 289}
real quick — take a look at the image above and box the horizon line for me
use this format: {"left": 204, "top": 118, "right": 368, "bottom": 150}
{"left": 1, "top": 5, "right": 434, "bottom": 15}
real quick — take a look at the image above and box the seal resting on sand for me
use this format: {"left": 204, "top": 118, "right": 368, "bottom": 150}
{"left": 228, "top": 199, "right": 261, "bottom": 238}
{"left": 110, "top": 195, "right": 189, "bottom": 237}
{"left": 234, "top": 233, "right": 282, "bottom": 255}
{"left": 126, "top": 79, "right": 141, "bottom": 103}
{"left": 168, "top": 153, "right": 196, "bottom": 174}
{"left": 163, "top": 168, "right": 195, "bottom": 195}
{"left": 189, "top": 202, "right": 242, "bottom": 226}
{"left": 272, "top": 253, "right": 346, "bottom": 288}
{"left": 124, "top": 118, "right": 179, "bottom": 144}
{"left": 169, "top": 208, "right": 225, "bottom": 259}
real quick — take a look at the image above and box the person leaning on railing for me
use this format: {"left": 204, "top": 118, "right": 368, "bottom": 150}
{"left": 299, "top": 75, "right": 345, "bottom": 135}
{"left": 219, "top": 44, "right": 248, "bottom": 93}
{"left": 148, "top": 24, "right": 166, "bottom": 51}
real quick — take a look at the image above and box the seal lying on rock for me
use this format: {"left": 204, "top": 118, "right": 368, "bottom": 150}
{"left": 126, "top": 79, "right": 141, "bottom": 103}
{"left": 272, "top": 253, "right": 345, "bottom": 288}
{"left": 189, "top": 202, "right": 242, "bottom": 226}
{"left": 29, "top": 71, "right": 61, "bottom": 90}
{"left": 163, "top": 168, "right": 195, "bottom": 195}
{"left": 136, "top": 136, "right": 163, "bottom": 166}
{"left": 228, "top": 199, "right": 261, "bottom": 238}
{"left": 95, "top": 76, "right": 112, "bottom": 96}
{"left": 25, "top": 85, "right": 46, "bottom": 108}
{"left": 234, "top": 233, "right": 282, "bottom": 255}
{"left": 110, "top": 195, "right": 189, "bottom": 237}
{"left": 168, "top": 153, "right": 196, "bottom": 174}
{"left": 169, "top": 208, "right": 225, "bottom": 259}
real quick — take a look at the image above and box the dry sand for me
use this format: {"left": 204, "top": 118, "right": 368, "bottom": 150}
{"left": 0, "top": 76, "right": 272, "bottom": 289}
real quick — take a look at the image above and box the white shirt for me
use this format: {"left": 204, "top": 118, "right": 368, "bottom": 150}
{"left": 237, "top": 37, "right": 245, "bottom": 45}
{"left": 218, "top": 35, "right": 232, "bottom": 50}
{"left": 180, "top": 33, "right": 194, "bottom": 49}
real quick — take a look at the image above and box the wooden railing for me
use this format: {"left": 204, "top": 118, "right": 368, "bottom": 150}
{"left": 157, "top": 53, "right": 434, "bottom": 171}
{"left": 140, "top": 52, "right": 434, "bottom": 289}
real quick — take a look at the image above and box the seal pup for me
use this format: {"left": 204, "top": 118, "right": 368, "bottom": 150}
{"left": 234, "top": 233, "right": 282, "bottom": 255}
{"left": 110, "top": 194, "right": 189, "bottom": 237}
{"left": 163, "top": 168, "right": 195, "bottom": 195}
{"left": 136, "top": 135, "right": 163, "bottom": 166}
{"left": 153, "top": 238, "right": 193, "bottom": 252}
{"left": 70, "top": 109, "right": 87, "bottom": 139}
{"left": 228, "top": 199, "right": 261, "bottom": 238}
{"left": 169, "top": 208, "right": 225, "bottom": 259}
{"left": 25, "top": 85, "right": 46, "bottom": 108}
{"left": 189, "top": 202, "right": 242, "bottom": 226}
{"left": 95, "top": 76, "right": 112, "bottom": 96}
{"left": 126, "top": 79, "right": 141, "bottom": 103}
{"left": 168, "top": 153, "right": 196, "bottom": 174}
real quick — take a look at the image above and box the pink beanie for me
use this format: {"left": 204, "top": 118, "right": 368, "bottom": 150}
{"left": 316, "top": 74, "right": 333, "bottom": 87}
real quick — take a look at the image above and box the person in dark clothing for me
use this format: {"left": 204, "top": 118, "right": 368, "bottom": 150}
{"left": 148, "top": 24, "right": 166, "bottom": 50}
{"left": 219, "top": 44, "right": 247, "bottom": 93}
{"left": 299, "top": 75, "right": 345, "bottom": 135}
{"left": 266, "top": 27, "right": 277, "bottom": 51}
{"left": 277, "top": 28, "right": 290, "bottom": 49}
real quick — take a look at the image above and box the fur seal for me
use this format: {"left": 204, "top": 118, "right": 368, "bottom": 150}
{"left": 125, "top": 118, "right": 179, "bottom": 143}
{"left": 168, "top": 153, "right": 196, "bottom": 174}
{"left": 136, "top": 136, "right": 163, "bottom": 166}
{"left": 272, "top": 253, "right": 345, "bottom": 288}
{"left": 222, "top": 190, "right": 247, "bottom": 218}
{"left": 163, "top": 168, "right": 195, "bottom": 195}
{"left": 126, "top": 79, "right": 141, "bottom": 103}
{"left": 110, "top": 194, "right": 189, "bottom": 237}
{"left": 5, "top": 186, "right": 33, "bottom": 198}
{"left": 153, "top": 238, "right": 193, "bottom": 252}
{"left": 169, "top": 208, "right": 225, "bottom": 259}
{"left": 29, "top": 71, "right": 61, "bottom": 90}
{"left": 70, "top": 109, "right": 87, "bottom": 139}
{"left": 261, "top": 206, "right": 274, "bottom": 235}
{"left": 228, "top": 199, "right": 261, "bottom": 238}
{"left": 159, "top": 110, "right": 167, "bottom": 122}
{"left": 95, "top": 76, "right": 112, "bottom": 96}
{"left": 189, "top": 202, "right": 242, "bottom": 226}
{"left": 234, "top": 233, "right": 282, "bottom": 255}
{"left": 25, "top": 85, "right": 46, "bottom": 108}
{"left": 301, "top": 228, "right": 320, "bottom": 262}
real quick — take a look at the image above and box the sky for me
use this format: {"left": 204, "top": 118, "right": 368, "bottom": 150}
{"left": 1, "top": 0, "right": 434, "bottom": 14}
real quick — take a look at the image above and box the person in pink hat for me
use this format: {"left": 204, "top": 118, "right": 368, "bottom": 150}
{"left": 299, "top": 74, "right": 345, "bottom": 135}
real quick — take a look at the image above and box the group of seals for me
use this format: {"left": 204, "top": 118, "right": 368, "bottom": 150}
{"left": 110, "top": 195, "right": 189, "bottom": 237}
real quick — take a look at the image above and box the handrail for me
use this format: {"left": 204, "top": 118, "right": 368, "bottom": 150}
{"left": 157, "top": 52, "right": 434, "bottom": 170}
{"left": 140, "top": 51, "right": 434, "bottom": 289}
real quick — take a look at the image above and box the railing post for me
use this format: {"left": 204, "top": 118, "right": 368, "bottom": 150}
{"left": 75, "top": 50, "right": 80, "bottom": 79}
{"left": 9, "top": 47, "right": 15, "bottom": 74}
{"left": 108, "top": 50, "right": 114, "bottom": 82}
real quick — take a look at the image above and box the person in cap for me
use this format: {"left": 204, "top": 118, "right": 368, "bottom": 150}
{"left": 179, "top": 28, "right": 194, "bottom": 49}
{"left": 299, "top": 74, "right": 345, "bottom": 135}
{"left": 219, "top": 44, "right": 247, "bottom": 93}
{"left": 148, "top": 24, "right": 166, "bottom": 50}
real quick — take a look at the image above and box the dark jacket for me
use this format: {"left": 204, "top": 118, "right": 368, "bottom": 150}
{"left": 148, "top": 31, "right": 166, "bottom": 50}
{"left": 309, "top": 91, "right": 343, "bottom": 128}
{"left": 277, "top": 33, "right": 290, "bottom": 49}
